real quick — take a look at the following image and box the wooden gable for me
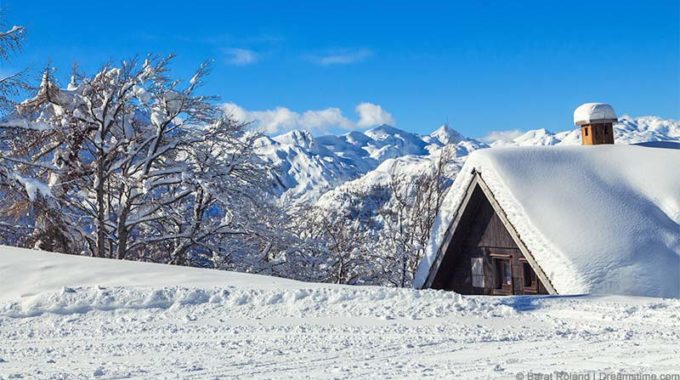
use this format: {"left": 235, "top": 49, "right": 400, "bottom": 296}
{"left": 422, "top": 171, "right": 556, "bottom": 295}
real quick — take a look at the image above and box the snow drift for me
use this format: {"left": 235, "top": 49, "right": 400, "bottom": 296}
{"left": 0, "top": 246, "right": 301, "bottom": 305}
{"left": 415, "top": 144, "right": 680, "bottom": 297}
{"left": 2, "top": 243, "right": 680, "bottom": 378}
{"left": 0, "top": 245, "right": 506, "bottom": 320}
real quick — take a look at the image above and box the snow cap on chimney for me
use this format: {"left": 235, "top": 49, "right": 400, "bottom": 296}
{"left": 573, "top": 103, "right": 617, "bottom": 127}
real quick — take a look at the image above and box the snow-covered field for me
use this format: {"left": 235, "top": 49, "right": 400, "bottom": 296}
{"left": 1, "top": 246, "right": 679, "bottom": 379}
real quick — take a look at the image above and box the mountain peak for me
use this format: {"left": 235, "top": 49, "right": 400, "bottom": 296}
{"left": 273, "top": 129, "right": 315, "bottom": 148}
{"left": 365, "top": 124, "right": 403, "bottom": 137}
{"left": 429, "top": 124, "right": 464, "bottom": 145}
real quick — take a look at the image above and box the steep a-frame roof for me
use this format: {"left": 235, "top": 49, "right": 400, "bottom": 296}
{"left": 415, "top": 144, "right": 680, "bottom": 298}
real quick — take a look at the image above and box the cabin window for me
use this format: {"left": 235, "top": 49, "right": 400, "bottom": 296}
{"left": 584, "top": 127, "right": 589, "bottom": 137}
{"left": 493, "top": 258, "right": 512, "bottom": 290}
{"left": 523, "top": 262, "right": 535, "bottom": 287}
{"left": 470, "top": 257, "right": 485, "bottom": 288}
{"left": 520, "top": 260, "right": 538, "bottom": 292}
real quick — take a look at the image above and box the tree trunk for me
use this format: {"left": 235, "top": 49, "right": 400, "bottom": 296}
{"left": 95, "top": 154, "right": 106, "bottom": 258}
{"left": 117, "top": 226, "right": 128, "bottom": 260}
{"left": 116, "top": 188, "right": 131, "bottom": 260}
{"left": 169, "top": 187, "right": 206, "bottom": 266}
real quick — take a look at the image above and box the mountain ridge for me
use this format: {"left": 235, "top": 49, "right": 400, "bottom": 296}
{"left": 255, "top": 115, "right": 680, "bottom": 206}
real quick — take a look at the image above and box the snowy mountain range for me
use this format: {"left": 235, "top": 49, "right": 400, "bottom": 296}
{"left": 256, "top": 115, "right": 680, "bottom": 207}
{"left": 255, "top": 123, "right": 485, "bottom": 205}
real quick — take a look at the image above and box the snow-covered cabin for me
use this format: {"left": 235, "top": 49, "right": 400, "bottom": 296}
{"left": 414, "top": 104, "right": 680, "bottom": 297}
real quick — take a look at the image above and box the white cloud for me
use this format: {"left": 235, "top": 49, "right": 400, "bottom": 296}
{"left": 222, "top": 102, "right": 394, "bottom": 134}
{"left": 223, "top": 103, "right": 298, "bottom": 132}
{"left": 307, "top": 48, "right": 373, "bottom": 66}
{"left": 299, "top": 108, "right": 354, "bottom": 131}
{"left": 222, "top": 102, "right": 248, "bottom": 122}
{"left": 356, "top": 102, "right": 395, "bottom": 128}
{"left": 224, "top": 48, "right": 258, "bottom": 65}
{"left": 479, "top": 129, "right": 524, "bottom": 144}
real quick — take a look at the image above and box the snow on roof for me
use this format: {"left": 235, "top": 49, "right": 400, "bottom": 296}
{"left": 415, "top": 144, "right": 680, "bottom": 297}
{"left": 574, "top": 103, "right": 618, "bottom": 126}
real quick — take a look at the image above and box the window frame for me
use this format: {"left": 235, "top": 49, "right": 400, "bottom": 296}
{"left": 519, "top": 258, "right": 539, "bottom": 293}
{"left": 490, "top": 253, "right": 513, "bottom": 295}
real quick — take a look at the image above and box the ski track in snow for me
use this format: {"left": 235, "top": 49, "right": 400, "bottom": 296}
{"left": 1, "top": 286, "right": 680, "bottom": 379}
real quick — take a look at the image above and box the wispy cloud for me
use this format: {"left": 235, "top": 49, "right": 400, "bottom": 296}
{"left": 222, "top": 102, "right": 394, "bottom": 134}
{"left": 306, "top": 48, "right": 374, "bottom": 66}
{"left": 224, "top": 48, "right": 259, "bottom": 66}
{"left": 174, "top": 33, "right": 283, "bottom": 66}
{"left": 479, "top": 129, "right": 524, "bottom": 144}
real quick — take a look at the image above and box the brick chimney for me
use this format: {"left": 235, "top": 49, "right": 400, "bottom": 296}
{"left": 573, "top": 103, "right": 617, "bottom": 145}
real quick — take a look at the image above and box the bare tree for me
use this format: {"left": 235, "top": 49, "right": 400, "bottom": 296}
{"left": 0, "top": 21, "right": 26, "bottom": 113}
{"left": 292, "top": 189, "right": 388, "bottom": 285}
{"left": 288, "top": 146, "right": 459, "bottom": 287}
{"left": 0, "top": 56, "right": 283, "bottom": 269}
{"left": 0, "top": 25, "right": 23, "bottom": 59}
{"left": 379, "top": 146, "right": 457, "bottom": 286}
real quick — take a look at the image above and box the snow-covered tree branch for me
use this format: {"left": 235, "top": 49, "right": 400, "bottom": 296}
{"left": 0, "top": 22, "right": 26, "bottom": 113}
{"left": 0, "top": 56, "right": 287, "bottom": 269}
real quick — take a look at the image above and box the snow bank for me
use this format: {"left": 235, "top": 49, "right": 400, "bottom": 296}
{"left": 0, "top": 246, "right": 510, "bottom": 320}
{"left": 1, "top": 285, "right": 510, "bottom": 320}
{"left": 1, "top": 246, "right": 680, "bottom": 378}
{"left": 416, "top": 145, "right": 680, "bottom": 297}
{"left": 0, "top": 246, "right": 301, "bottom": 304}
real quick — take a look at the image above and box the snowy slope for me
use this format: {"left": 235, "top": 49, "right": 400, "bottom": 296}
{"left": 2, "top": 246, "right": 680, "bottom": 378}
{"left": 313, "top": 148, "right": 464, "bottom": 218}
{"left": 0, "top": 247, "right": 302, "bottom": 304}
{"left": 415, "top": 144, "right": 680, "bottom": 297}
{"left": 254, "top": 131, "right": 369, "bottom": 205}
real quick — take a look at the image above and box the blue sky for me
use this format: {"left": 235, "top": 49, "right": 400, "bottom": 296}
{"left": 2, "top": 0, "right": 678, "bottom": 138}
